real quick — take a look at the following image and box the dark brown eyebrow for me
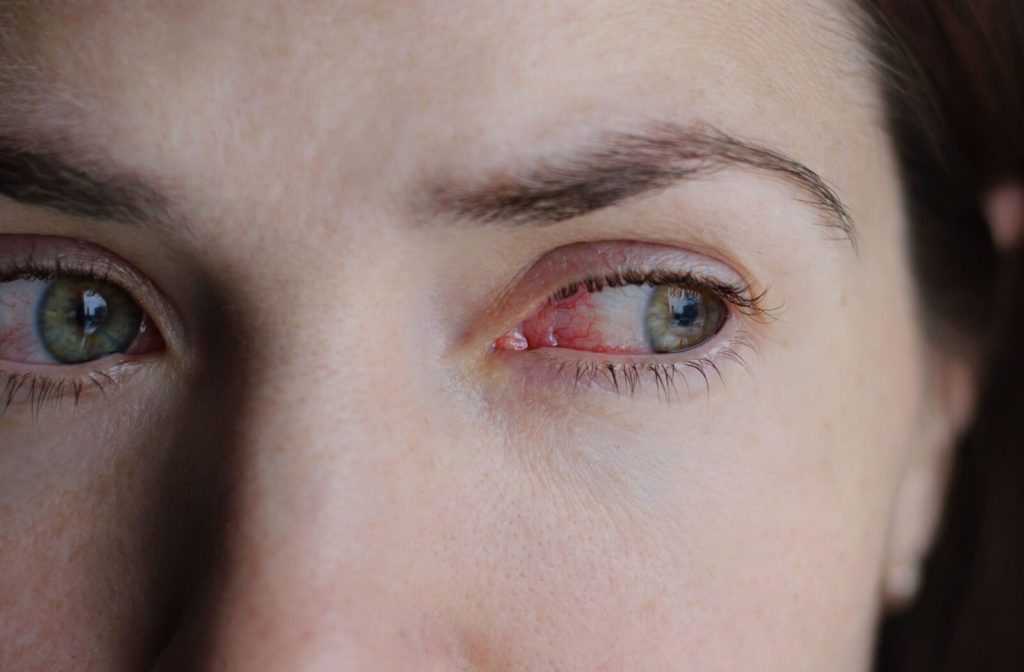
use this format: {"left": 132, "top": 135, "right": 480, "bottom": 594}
{"left": 430, "top": 122, "right": 857, "bottom": 249}
{"left": 0, "top": 135, "right": 173, "bottom": 227}
{"left": 0, "top": 124, "right": 856, "bottom": 251}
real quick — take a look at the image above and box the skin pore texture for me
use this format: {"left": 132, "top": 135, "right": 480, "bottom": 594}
{"left": 0, "top": 1, "right": 972, "bottom": 670}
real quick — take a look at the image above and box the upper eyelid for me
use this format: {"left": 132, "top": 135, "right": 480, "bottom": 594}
{"left": 545, "top": 269, "right": 775, "bottom": 320}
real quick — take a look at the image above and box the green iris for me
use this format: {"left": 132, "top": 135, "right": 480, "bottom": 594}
{"left": 645, "top": 285, "right": 726, "bottom": 353}
{"left": 36, "top": 277, "right": 143, "bottom": 364}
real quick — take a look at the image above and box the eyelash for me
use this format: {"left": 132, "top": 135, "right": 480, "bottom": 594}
{"left": 0, "top": 256, "right": 139, "bottom": 417}
{"left": 0, "top": 370, "right": 118, "bottom": 417}
{"left": 0, "top": 255, "right": 116, "bottom": 284}
{"left": 526, "top": 268, "right": 776, "bottom": 399}
{"left": 546, "top": 268, "right": 772, "bottom": 318}
{"left": 550, "top": 333, "right": 762, "bottom": 399}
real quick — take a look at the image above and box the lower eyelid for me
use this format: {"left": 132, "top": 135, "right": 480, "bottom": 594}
{"left": 0, "top": 358, "right": 157, "bottom": 416}
{"left": 487, "top": 325, "right": 761, "bottom": 401}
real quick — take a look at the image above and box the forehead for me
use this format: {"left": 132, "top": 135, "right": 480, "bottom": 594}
{"left": 1, "top": 0, "right": 875, "bottom": 230}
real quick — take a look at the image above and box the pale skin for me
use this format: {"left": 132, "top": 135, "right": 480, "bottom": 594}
{"left": 0, "top": 1, "right": 978, "bottom": 670}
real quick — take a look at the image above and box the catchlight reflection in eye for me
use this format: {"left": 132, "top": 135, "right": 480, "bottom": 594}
{"left": 495, "top": 280, "right": 728, "bottom": 355}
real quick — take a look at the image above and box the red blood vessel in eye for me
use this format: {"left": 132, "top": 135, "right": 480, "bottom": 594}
{"left": 126, "top": 314, "right": 166, "bottom": 356}
{"left": 495, "top": 289, "right": 644, "bottom": 354}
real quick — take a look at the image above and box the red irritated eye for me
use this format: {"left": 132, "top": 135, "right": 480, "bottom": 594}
{"left": 494, "top": 278, "right": 728, "bottom": 355}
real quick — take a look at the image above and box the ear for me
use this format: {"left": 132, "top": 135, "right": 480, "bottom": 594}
{"left": 985, "top": 182, "right": 1024, "bottom": 252}
{"left": 881, "top": 182, "right": 1022, "bottom": 610}
{"left": 882, "top": 358, "right": 974, "bottom": 609}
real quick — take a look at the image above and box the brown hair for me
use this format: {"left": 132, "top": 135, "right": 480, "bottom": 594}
{"left": 854, "top": 1, "right": 1024, "bottom": 669}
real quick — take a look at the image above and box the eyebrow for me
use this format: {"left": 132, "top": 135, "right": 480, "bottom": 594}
{"left": 0, "top": 123, "right": 855, "bottom": 250}
{"left": 430, "top": 122, "right": 857, "bottom": 249}
{"left": 0, "top": 135, "right": 173, "bottom": 227}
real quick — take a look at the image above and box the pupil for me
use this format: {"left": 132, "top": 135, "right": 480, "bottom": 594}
{"left": 76, "top": 290, "right": 109, "bottom": 337}
{"left": 671, "top": 297, "right": 700, "bottom": 327}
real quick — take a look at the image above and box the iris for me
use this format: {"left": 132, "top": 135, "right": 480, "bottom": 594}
{"left": 645, "top": 285, "right": 726, "bottom": 353}
{"left": 36, "top": 277, "right": 143, "bottom": 364}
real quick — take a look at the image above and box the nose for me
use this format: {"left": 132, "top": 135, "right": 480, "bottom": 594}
{"left": 152, "top": 285, "right": 481, "bottom": 671}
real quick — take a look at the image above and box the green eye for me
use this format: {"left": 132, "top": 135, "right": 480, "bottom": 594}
{"left": 645, "top": 284, "right": 727, "bottom": 353}
{"left": 36, "top": 277, "right": 143, "bottom": 364}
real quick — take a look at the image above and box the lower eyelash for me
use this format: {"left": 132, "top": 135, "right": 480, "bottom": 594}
{"left": 0, "top": 370, "right": 118, "bottom": 419}
{"left": 552, "top": 330, "right": 761, "bottom": 401}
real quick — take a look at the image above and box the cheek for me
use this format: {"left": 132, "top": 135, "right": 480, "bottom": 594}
{"left": 448, "top": 372, "right": 895, "bottom": 670}
{"left": 0, "top": 383, "right": 200, "bottom": 670}
{"left": 518, "top": 274, "right": 925, "bottom": 667}
{"left": 682, "top": 257, "right": 928, "bottom": 664}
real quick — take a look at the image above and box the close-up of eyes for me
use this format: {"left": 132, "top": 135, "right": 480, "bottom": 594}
{"left": 0, "top": 236, "right": 167, "bottom": 409}
{"left": 487, "top": 243, "right": 774, "bottom": 398}
{"left": 495, "top": 271, "right": 739, "bottom": 355}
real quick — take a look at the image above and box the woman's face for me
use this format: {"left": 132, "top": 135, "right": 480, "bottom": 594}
{"left": 0, "top": 1, "right": 965, "bottom": 670}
